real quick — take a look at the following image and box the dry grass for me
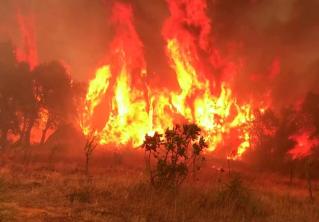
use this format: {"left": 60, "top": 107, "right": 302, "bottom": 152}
{"left": 0, "top": 148, "right": 318, "bottom": 222}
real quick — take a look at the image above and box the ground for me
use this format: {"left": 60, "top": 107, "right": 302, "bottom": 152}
{"left": 0, "top": 147, "right": 318, "bottom": 222}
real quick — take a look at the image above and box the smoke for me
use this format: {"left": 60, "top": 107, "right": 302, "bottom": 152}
{"left": 0, "top": 0, "right": 318, "bottom": 107}
{"left": 0, "top": 0, "right": 112, "bottom": 80}
{"left": 210, "top": 0, "right": 319, "bottom": 107}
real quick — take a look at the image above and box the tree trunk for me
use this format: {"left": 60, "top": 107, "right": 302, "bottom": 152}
{"left": 306, "top": 160, "right": 314, "bottom": 202}
{"left": 85, "top": 152, "right": 90, "bottom": 176}
{"left": 227, "top": 159, "right": 231, "bottom": 177}
{"left": 40, "top": 120, "right": 50, "bottom": 145}
{"left": 17, "top": 118, "right": 27, "bottom": 145}
{"left": 0, "top": 128, "right": 8, "bottom": 148}
{"left": 40, "top": 128, "right": 48, "bottom": 145}
{"left": 289, "top": 162, "right": 294, "bottom": 186}
{"left": 145, "top": 150, "right": 154, "bottom": 186}
{"left": 307, "top": 176, "right": 313, "bottom": 201}
{"left": 192, "top": 156, "right": 197, "bottom": 181}
{"left": 24, "top": 118, "right": 35, "bottom": 146}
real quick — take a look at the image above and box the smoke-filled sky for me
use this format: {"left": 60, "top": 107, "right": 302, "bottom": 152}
{"left": 0, "top": 0, "right": 319, "bottom": 107}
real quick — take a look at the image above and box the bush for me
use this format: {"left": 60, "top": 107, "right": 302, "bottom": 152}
{"left": 67, "top": 185, "right": 92, "bottom": 203}
{"left": 214, "top": 175, "right": 266, "bottom": 220}
{"left": 142, "top": 124, "right": 208, "bottom": 189}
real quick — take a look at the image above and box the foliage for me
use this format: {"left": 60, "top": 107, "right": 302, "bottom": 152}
{"left": 142, "top": 123, "right": 208, "bottom": 188}
{"left": 0, "top": 42, "right": 23, "bottom": 147}
{"left": 67, "top": 186, "right": 92, "bottom": 204}
{"left": 33, "top": 61, "right": 74, "bottom": 144}
{"left": 0, "top": 42, "right": 81, "bottom": 147}
{"left": 244, "top": 107, "right": 298, "bottom": 171}
{"left": 244, "top": 94, "right": 319, "bottom": 179}
{"left": 214, "top": 175, "right": 266, "bottom": 220}
{"left": 301, "top": 92, "right": 319, "bottom": 137}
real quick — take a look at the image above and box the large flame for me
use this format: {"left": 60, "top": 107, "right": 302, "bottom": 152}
{"left": 81, "top": 1, "right": 256, "bottom": 159}
{"left": 16, "top": 12, "right": 38, "bottom": 70}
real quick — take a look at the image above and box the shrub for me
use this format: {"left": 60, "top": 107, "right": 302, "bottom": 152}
{"left": 67, "top": 186, "right": 91, "bottom": 204}
{"left": 214, "top": 175, "right": 266, "bottom": 220}
{"left": 141, "top": 124, "right": 208, "bottom": 189}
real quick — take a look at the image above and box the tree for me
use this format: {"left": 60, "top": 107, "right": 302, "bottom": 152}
{"left": 300, "top": 92, "right": 319, "bottom": 199}
{"left": 0, "top": 42, "right": 20, "bottom": 147}
{"left": 83, "top": 132, "right": 98, "bottom": 176}
{"left": 142, "top": 124, "right": 208, "bottom": 188}
{"left": 33, "top": 61, "right": 74, "bottom": 144}
{"left": 245, "top": 109, "right": 279, "bottom": 169}
{"left": 14, "top": 62, "right": 39, "bottom": 146}
{"left": 0, "top": 42, "right": 78, "bottom": 147}
{"left": 301, "top": 92, "right": 319, "bottom": 138}
{"left": 244, "top": 107, "right": 298, "bottom": 172}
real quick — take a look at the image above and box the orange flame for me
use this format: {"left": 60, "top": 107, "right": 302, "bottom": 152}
{"left": 16, "top": 12, "right": 38, "bottom": 70}
{"left": 289, "top": 132, "right": 319, "bottom": 160}
{"left": 81, "top": 1, "right": 257, "bottom": 159}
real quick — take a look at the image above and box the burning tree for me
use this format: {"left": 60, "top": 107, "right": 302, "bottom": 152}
{"left": 78, "top": 1, "right": 255, "bottom": 161}
{"left": 0, "top": 42, "right": 79, "bottom": 147}
{"left": 294, "top": 92, "right": 319, "bottom": 200}
{"left": 33, "top": 61, "right": 74, "bottom": 144}
{"left": 244, "top": 108, "right": 298, "bottom": 172}
{"left": 142, "top": 123, "right": 208, "bottom": 188}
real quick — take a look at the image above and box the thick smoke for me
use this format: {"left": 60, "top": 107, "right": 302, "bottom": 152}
{"left": 0, "top": 0, "right": 318, "bottom": 107}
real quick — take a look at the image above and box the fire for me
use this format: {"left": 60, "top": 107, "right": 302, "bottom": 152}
{"left": 81, "top": 1, "right": 256, "bottom": 159}
{"left": 168, "top": 39, "right": 203, "bottom": 121}
{"left": 289, "top": 132, "right": 319, "bottom": 160}
{"left": 85, "top": 66, "right": 111, "bottom": 116}
{"left": 81, "top": 65, "right": 111, "bottom": 136}
{"left": 16, "top": 12, "right": 38, "bottom": 70}
{"left": 99, "top": 65, "right": 150, "bottom": 146}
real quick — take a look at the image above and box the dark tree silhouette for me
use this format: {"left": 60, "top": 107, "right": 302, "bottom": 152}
{"left": 142, "top": 124, "right": 208, "bottom": 188}
{"left": 300, "top": 92, "right": 319, "bottom": 199}
{"left": 301, "top": 92, "right": 319, "bottom": 137}
{"left": 15, "top": 62, "right": 38, "bottom": 146}
{"left": 244, "top": 107, "right": 297, "bottom": 172}
{"left": 0, "top": 42, "right": 78, "bottom": 147}
{"left": 0, "top": 42, "right": 20, "bottom": 147}
{"left": 33, "top": 61, "right": 74, "bottom": 144}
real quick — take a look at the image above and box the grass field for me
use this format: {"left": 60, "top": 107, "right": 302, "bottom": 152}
{"left": 0, "top": 147, "right": 318, "bottom": 222}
